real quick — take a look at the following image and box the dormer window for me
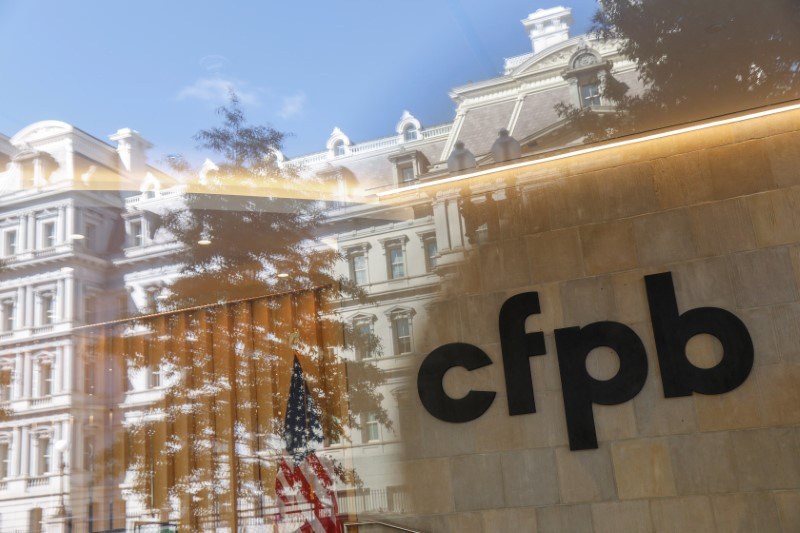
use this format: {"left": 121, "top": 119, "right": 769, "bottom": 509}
{"left": 581, "top": 82, "right": 601, "bottom": 107}
{"left": 389, "top": 150, "right": 429, "bottom": 187}
{"left": 333, "top": 141, "right": 346, "bottom": 157}
{"left": 562, "top": 48, "right": 610, "bottom": 110}
{"left": 403, "top": 125, "right": 418, "bottom": 142}
{"left": 400, "top": 165, "right": 415, "bottom": 184}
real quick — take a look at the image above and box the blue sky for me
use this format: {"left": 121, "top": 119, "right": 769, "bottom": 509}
{"left": 0, "top": 1, "right": 596, "bottom": 163}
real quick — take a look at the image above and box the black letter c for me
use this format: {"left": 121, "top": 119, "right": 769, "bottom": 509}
{"left": 417, "top": 343, "right": 496, "bottom": 423}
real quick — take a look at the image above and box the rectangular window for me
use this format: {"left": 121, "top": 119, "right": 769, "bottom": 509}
{"left": 85, "top": 293, "right": 97, "bottom": 324}
{"left": 365, "top": 412, "right": 380, "bottom": 442}
{"left": 424, "top": 237, "right": 438, "bottom": 272}
{"left": 129, "top": 220, "right": 143, "bottom": 247}
{"left": 38, "top": 437, "right": 51, "bottom": 475}
{"left": 40, "top": 362, "right": 52, "bottom": 396}
{"left": 40, "top": 293, "right": 55, "bottom": 325}
{"left": 353, "top": 321, "right": 373, "bottom": 361}
{"left": 400, "top": 165, "right": 415, "bottom": 184}
{"left": 350, "top": 253, "right": 367, "bottom": 285}
{"left": 84, "top": 435, "right": 95, "bottom": 472}
{"left": 1, "top": 300, "right": 14, "bottom": 332}
{"left": 0, "top": 442, "right": 8, "bottom": 478}
{"left": 0, "top": 369, "right": 11, "bottom": 402}
{"left": 393, "top": 315, "right": 412, "bottom": 355}
{"left": 387, "top": 246, "right": 405, "bottom": 279}
{"left": 4, "top": 230, "right": 17, "bottom": 256}
{"left": 580, "top": 82, "right": 601, "bottom": 107}
{"left": 41, "top": 221, "right": 56, "bottom": 248}
{"left": 85, "top": 223, "right": 97, "bottom": 251}
{"left": 84, "top": 356, "right": 95, "bottom": 396}
{"left": 150, "top": 365, "right": 161, "bottom": 388}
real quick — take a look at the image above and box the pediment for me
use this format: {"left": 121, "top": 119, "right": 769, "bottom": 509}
{"left": 10, "top": 120, "right": 74, "bottom": 147}
{"left": 509, "top": 36, "right": 620, "bottom": 79}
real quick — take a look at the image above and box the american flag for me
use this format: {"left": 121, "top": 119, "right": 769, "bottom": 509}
{"left": 274, "top": 356, "right": 341, "bottom": 533}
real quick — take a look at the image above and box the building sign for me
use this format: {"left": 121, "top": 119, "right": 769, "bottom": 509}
{"left": 417, "top": 272, "right": 754, "bottom": 450}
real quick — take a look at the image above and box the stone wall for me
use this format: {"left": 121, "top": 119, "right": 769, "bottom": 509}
{"left": 396, "top": 106, "right": 800, "bottom": 532}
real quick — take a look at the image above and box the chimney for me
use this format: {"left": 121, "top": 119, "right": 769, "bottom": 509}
{"left": 109, "top": 128, "right": 152, "bottom": 177}
{"left": 522, "top": 6, "right": 572, "bottom": 54}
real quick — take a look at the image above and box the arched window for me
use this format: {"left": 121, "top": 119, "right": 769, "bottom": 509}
{"left": 333, "top": 140, "right": 346, "bottom": 157}
{"left": 403, "top": 124, "right": 418, "bottom": 142}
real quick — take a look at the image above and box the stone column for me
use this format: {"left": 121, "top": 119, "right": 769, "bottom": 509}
{"left": 19, "top": 427, "right": 29, "bottom": 477}
{"left": 65, "top": 204, "right": 75, "bottom": 242}
{"left": 11, "top": 427, "right": 21, "bottom": 476}
{"left": 13, "top": 352, "right": 23, "bottom": 399}
{"left": 23, "top": 352, "right": 32, "bottom": 398}
{"left": 26, "top": 214, "right": 35, "bottom": 251}
{"left": 62, "top": 344, "right": 73, "bottom": 394}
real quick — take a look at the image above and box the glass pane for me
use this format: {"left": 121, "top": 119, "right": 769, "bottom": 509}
{"left": 1, "top": 2, "right": 799, "bottom": 531}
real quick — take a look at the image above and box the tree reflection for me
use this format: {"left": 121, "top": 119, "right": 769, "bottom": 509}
{"left": 77, "top": 97, "right": 386, "bottom": 531}
{"left": 557, "top": 0, "right": 800, "bottom": 142}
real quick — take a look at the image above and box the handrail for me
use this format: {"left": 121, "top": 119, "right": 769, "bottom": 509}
{"left": 342, "top": 520, "right": 424, "bottom": 533}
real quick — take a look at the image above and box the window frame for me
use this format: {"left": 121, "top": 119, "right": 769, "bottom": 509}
{"left": 1, "top": 299, "right": 15, "bottom": 332}
{"left": 40, "top": 220, "right": 56, "bottom": 249}
{"left": 3, "top": 228, "right": 17, "bottom": 257}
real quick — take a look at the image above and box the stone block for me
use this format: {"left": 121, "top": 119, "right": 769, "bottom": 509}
{"left": 694, "top": 369, "right": 764, "bottom": 431}
{"left": 706, "top": 140, "right": 775, "bottom": 200}
{"left": 450, "top": 454, "right": 505, "bottom": 511}
{"left": 536, "top": 504, "right": 594, "bottom": 533}
{"left": 689, "top": 198, "right": 756, "bottom": 256}
{"left": 731, "top": 427, "right": 800, "bottom": 491}
{"left": 711, "top": 492, "right": 782, "bottom": 533}
{"left": 611, "top": 438, "right": 677, "bottom": 499}
{"left": 444, "top": 512, "right": 485, "bottom": 533}
{"left": 404, "top": 458, "right": 454, "bottom": 514}
{"left": 770, "top": 303, "right": 800, "bottom": 362}
{"left": 547, "top": 162, "right": 657, "bottom": 228}
{"left": 459, "top": 291, "right": 506, "bottom": 347}
{"left": 591, "top": 501, "right": 653, "bottom": 533}
{"left": 670, "top": 256, "right": 737, "bottom": 309}
{"left": 415, "top": 409, "right": 477, "bottom": 458}
{"left": 521, "top": 282, "right": 566, "bottom": 332}
{"left": 650, "top": 496, "right": 716, "bottom": 533}
{"left": 560, "top": 275, "right": 617, "bottom": 325}
{"left": 580, "top": 220, "right": 638, "bottom": 275}
{"left": 653, "top": 151, "right": 715, "bottom": 209}
{"left": 500, "top": 448, "right": 559, "bottom": 507}
{"left": 520, "top": 182, "right": 552, "bottom": 235}
{"left": 755, "top": 363, "right": 800, "bottom": 426}
{"left": 594, "top": 401, "right": 639, "bottom": 443}
{"left": 737, "top": 306, "right": 779, "bottom": 366}
{"left": 555, "top": 446, "right": 617, "bottom": 503}
{"left": 473, "top": 394, "right": 523, "bottom": 453}
{"left": 747, "top": 188, "right": 800, "bottom": 247}
{"left": 518, "top": 389, "right": 570, "bottom": 449}
{"left": 526, "top": 228, "right": 585, "bottom": 284}
{"left": 611, "top": 270, "right": 653, "bottom": 324}
{"left": 633, "top": 371, "right": 697, "bottom": 437}
{"left": 667, "top": 432, "right": 738, "bottom": 495}
{"left": 728, "top": 248, "right": 798, "bottom": 308}
{"left": 766, "top": 130, "right": 800, "bottom": 188}
{"left": 775, "top": 491, "right": 800, "bottom": 532}
{"left": 481, "top": 508, "right": 538, "bottom": 533}
{"left": 633, "top": 209, "right": 697, "bottom": 266}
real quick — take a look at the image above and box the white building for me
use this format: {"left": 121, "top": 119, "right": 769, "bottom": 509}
{"left": 0, "top": 6, "right": 639, "bottom": 530}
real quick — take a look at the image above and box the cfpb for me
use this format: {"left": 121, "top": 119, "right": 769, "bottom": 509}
{"left": 417, "top": 272, "right": 754, "bottom": 450}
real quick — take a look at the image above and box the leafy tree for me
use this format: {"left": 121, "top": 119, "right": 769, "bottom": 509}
{"left": 557, "top": 0, "right": 800, "bottom": 142}
{"left": 111, "top": 95, "right": 387, "bottom": 530}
